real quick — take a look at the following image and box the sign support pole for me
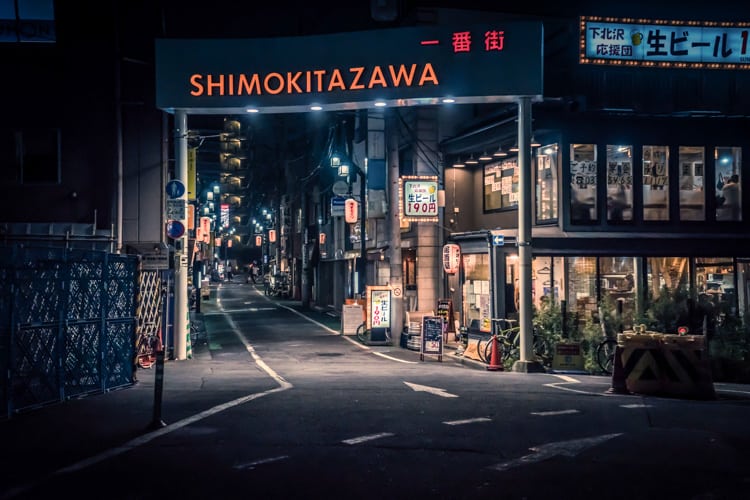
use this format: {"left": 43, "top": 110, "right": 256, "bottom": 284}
{"left": 387, "top": 111, "right": 403, "bottom": 339}
{"left": 174, "top": 110, "right": 189, "bottom": 360}
{"left": 514, "top": 96, "right": 544, "bottom": 373}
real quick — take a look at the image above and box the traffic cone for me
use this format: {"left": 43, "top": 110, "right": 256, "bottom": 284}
{"left": 486, "top": 336, "right": 504, "bottom": 371}
{"left": 606, "top": 345, "right": 630, "bottom": 394}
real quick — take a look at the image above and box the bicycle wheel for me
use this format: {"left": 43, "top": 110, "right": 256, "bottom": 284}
{"left": 356, "top": 322, "right": 368, "bottom": 343}
{"left": 481, "top": 336, "right": 502, "bottom": 364}
{"left": 596, "top": 338, "right": 618, "bottom": 375}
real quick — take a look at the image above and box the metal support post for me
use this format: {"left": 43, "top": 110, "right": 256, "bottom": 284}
{"left": 174, "top": 110, "right": 189, "bottom": 360}
{"left": 513, "top": 97, "right": 544, "bottom": 373}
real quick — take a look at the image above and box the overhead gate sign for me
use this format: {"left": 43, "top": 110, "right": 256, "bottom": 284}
{"left": 155, "top": 22, "right": 543, "bottom": 115}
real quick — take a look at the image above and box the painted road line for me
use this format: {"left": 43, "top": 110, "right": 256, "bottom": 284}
{"left": 272, "top": 293, "right": 418, "bottom": 364}
{"left": 342, "top": 432, "right": 395, "bottom": 445}
{"left": 22, "top": 302, "right": 294, "bottom": 488}
{"left": 489, "top": 433, "right": 623, "bottom": 472}
{"left": 530, "top": 409, "right": 580, "bottom": 417}
{"left": 404, "top": 381, "right": 459, "bottom": 398}
{"left": 544, "top": 374, "right": 613, "bottom": 397}
{"left": 444, "top": 417, "right": 492, "bottom": 426}
{"left": 620, "top": 403, "right": 653, "bottom": 408}
{"left": 234, "top": 456, "right": 289, "bottom": 470}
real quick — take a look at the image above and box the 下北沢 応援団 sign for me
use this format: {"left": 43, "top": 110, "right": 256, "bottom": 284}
{"left": 580, "top": 16, "right": 750, "bottom": 70}
{"left": 155, "top": 22, "right": 543, "bottom": 114}
{"left": 400, "top": 176, "right": 439, "bottom": 222}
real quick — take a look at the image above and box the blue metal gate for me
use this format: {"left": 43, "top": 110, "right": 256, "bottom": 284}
{"left": 0, "top": 245, "right": 137, "bottom": 418}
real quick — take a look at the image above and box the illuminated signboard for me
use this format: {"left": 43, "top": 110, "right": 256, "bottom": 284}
{"left": 399, "top": 175, "right": 439, "bottom": 222}
{"left": 155, "top": 22, "right": 543, "bottom": 114}
{"left": 220, "top": 203, "right": 229, "bottom": 228}
{"left": 580, "top": 16, "right": 750, "bottom": 70}
{"left": 367, "top": 286, "right": 392, "bottom": 330}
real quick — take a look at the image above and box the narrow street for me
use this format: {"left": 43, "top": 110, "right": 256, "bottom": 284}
{"left": 2, "top": 280, "right": 749, "bottom": 499}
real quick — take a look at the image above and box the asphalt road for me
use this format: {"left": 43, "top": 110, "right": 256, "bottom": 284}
{"left": 3, "top": 281, "right": 750, "bottom": 499}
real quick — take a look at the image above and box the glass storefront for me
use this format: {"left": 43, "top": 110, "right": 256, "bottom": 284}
{"left": 535, "top": 143, "right": 558, "bottom": 223}
{"left": 462, "top": 252, "right": 491, "bottom": 332}
{"left": 570, "top": 143, "right": 597, "bottom": 223}
{"left": 606, "top": 144, "right": 633, "bottom": 222}
{"left": 679, "top": 146, "right": 705, "bottom": 221}
{"left": 643, "top": 145, "right": 669, "bottom": 221}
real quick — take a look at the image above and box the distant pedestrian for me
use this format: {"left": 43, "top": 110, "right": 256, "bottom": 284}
{"left": 247, "top": 263, "right": 256, "bottom": 284}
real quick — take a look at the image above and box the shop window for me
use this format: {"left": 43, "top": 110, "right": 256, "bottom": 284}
{"left": 599, "top": 257, "right": 637, "bottom": 331}
{"left": 566, "top": 256, "right": 597, "bottom": 325}
{"left": 696, "top": 257, "right": 736, "bottom": 319}
{"left": 647, "top": 257, "right": 690, "bottom": 299}
{"left": 484, "top": 158, "right": 518, "bottom": 212}
{"left": 535, "top": 144, "right": 558, "bottom": 223}
{"left": 606, "top": 145, "right": 633, "bottom": 222}
{"left": 463, "top": 253, "right": 491, "bottom": 332}
{"left": 0, "top": 0, "right": 55, "bottom": 42}
{"left": 642, "top": 145, "right": 669, "bottom": 221}
{"left": 715, "top": 147, "right": 742, "bottom": 221}
{"left": 0, "top": 128, "right": 60, "bottom": 184}
{"left": 679, "top": 146, "right": 705, "bottom": 221}
{"left": 570, "top": 144, "right": 597, "bottom": 224}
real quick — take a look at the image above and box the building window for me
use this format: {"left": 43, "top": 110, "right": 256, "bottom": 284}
{"left": 715, "top": 147, "right": 742, "bottom": 222}
{"left": 570, "top": 144, "right": 597, "bottom": 224}
{"left": 0, "top": 0, "right": 55, "bottom": 43}
{"left": 642, "top": 145, "right": 669, "bottom": 221}
{"left": 0, "top": 128, "right": 60, "bottom": 184}
{"left": 535, "top": 144, "right": 558, "bottom": 223}
{"left": 484, "top": 158, "right": 518, "bottom": 212}
{"left": 679, "top": 146, "right": 705, "bottom": 221}
{"left": 606, "top": 145, "right": 633, "bottom": 222}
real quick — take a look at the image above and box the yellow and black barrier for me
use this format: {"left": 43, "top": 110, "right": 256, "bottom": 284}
{"left": 615, "top": 331, "right": 715, "bottom": 400}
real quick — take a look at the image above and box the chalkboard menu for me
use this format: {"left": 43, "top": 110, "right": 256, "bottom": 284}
{"left": 420, "top": 316, "right": 444, "bottom": 361}
{"left": 436, "top": 298, "right": 453, "bottom": 333}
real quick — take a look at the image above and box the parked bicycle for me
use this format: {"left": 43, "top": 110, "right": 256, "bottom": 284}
{"left": 596, "top": 336, "right": 618, "bottom": 375}
{"left": 478, "top": 318, "right": 553, "bottom": 368}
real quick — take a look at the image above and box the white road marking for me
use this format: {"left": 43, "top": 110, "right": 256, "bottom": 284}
{"left": 342, "top": 432, "right": 395, "bottom": 445}
{"left": 31, "top": 300, "right": 294, "bottom": 484}
{"left": 234, "top": 456, "right": 289, "bottom": 470}
{"left": 404, "top": 381, "right": 459, "bottom": 398}
{"left": 489, "top": 433, "right": 623, "bottom": 472}
{"left": 444, "top": 417, "right": 492, "bottom": 426}
{"left": 271, "top": 294, "right": 418, "bottom": 364}
{"left": 620, "top": 403, "right": 653, "bottom": 409}
{"left": 530, "top": 409, "right": 580, "bottom": 416}
{"left": 553, "top": 374, "right": 580, "bottom": 383}
{"left": 544, "top": 374, "right": 615, "bottom": 397}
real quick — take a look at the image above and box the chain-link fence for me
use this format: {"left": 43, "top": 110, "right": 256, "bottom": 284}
{"left": 0, "top": 245, "right": 138, "bottom": 418}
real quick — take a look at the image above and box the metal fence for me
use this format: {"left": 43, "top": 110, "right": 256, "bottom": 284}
{"left": 0, "top": 245, "right": 138, "bottom": 418}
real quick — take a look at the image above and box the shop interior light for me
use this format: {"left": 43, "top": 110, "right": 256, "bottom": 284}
{"left": 493, "top": 145, "right": 508, "bottom": 157}
{"left": 452, "top": 157, "right": 465, "bottom": 168}
{"left": 509, "top": 142, "right": 519, "bottom": 152}
{"left": 479, "top": 151, "right": 493, "bottom": 161}
{"left": 464, "top": 154, "right": 479, "bottom": 165}
{"left": 531, "top": 136, "right": 541, "bottom": 147}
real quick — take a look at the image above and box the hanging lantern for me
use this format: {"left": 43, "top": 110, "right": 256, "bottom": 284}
{"left": 319, "top": 232, "right": 326, "bottom": 245}
{"left": 442, "top": 243, "right": 461, "bottom": 274}
{"left": 345, "top": 198, "right": 358, "bottom": 224}
{"left": 255, "top": 235, "right": 262, "bottom": 246}
{"left": 269, "top": 229, "right": 277, "bottom": 242}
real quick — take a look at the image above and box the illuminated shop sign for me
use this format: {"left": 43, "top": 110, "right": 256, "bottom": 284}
{"left": 580, "top": 16, "right": 750, "bottom": 70}
{"left": 399, "top": 176, "right": 439, "bottom": 222}
{"left": 156, "top": 22, "right": 543, "bottom": 113}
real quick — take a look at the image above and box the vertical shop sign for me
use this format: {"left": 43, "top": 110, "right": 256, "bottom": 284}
{"left": 367, "top": 286, "right": 392, "bottom": 330}
{"left": 442, "top": 244, "right": 460, "bottom": 274}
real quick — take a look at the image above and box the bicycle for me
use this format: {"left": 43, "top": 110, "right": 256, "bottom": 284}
{"left": 595, "top": 336, "right": 618, "bottom": 375}
{"left": 478, "top": 319, "right": 552, "bottom": 368}
{"left": 355, "top": 321, "right": 392, "bottom": 346}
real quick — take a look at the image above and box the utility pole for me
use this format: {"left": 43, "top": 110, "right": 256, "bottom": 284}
{"left": 174, "top": 110, "right": 189, "bottom": 360}
{"left": 387, "top": 111, "right": 403, "bottom": 338}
